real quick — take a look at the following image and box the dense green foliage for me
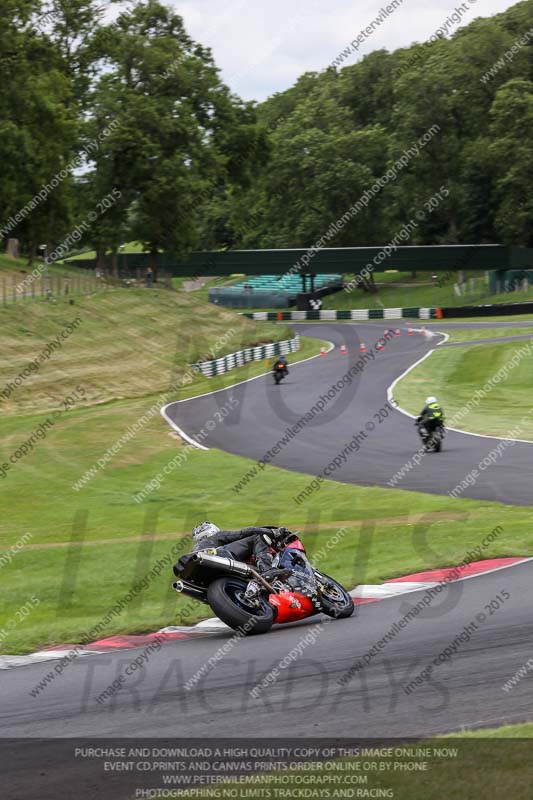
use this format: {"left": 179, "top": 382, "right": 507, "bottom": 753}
{"left": 1, "top": 0, "right": 533, "bottom": 266}
{"left": 235, "top": 0, "right": 533, "bottom": 251}
{"left": 0, "top": 0, "right": 266, "bottom": 266}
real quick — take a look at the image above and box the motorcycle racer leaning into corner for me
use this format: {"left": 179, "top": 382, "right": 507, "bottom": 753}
{"left": 189, "top": 522, "right": 319, "bottom": 607}
{"left": 416, "top": 395, "right": 445, "bottom": 435}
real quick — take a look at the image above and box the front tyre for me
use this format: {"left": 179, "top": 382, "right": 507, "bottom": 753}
{"left": 207, "top": 577, "right": 274, "bottom": 635}
{"left": 316, "top": 573, "right": 354, "bottom": 619}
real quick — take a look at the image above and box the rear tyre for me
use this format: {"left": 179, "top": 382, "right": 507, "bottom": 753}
{"left": 430, "top": 428, "right": 443, "bottom": 452}
{"left": 207, "top": 577, "right": 274, "bottom": 635}
{"left": 316, "top": 573, "right": 354, "bottom": 619}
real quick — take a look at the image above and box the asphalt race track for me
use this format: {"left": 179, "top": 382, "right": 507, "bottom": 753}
{"left": 164, "top": 321, "right": 533, "bottom": 506}
{"left": 2, "top": 559, "right": 533, "bottom": 741}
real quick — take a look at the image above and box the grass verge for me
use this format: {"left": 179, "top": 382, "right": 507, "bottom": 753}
{"left": 447, "top": 723, "right": 533, "bottom": 737}
{"left": 393, "top": 338, "right": 533, "bottom": 438}
{"left": 0, "top": 289, "right": 294, "bottom": 416}
{"left": 442, "top": 327, "right": 533, "bottom": 343}
{"left": 194, "top": 734, "right": 533, "bottom": 799}
{"left": 323, "top": 275, "right": 533, "bottom": 311}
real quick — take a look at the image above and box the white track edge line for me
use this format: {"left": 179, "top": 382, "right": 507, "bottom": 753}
{"left": 350, "top": 557, "right": 533, "bottom": 603}
{"left": 387, "top": 348, "right": 437, "bottom": 421}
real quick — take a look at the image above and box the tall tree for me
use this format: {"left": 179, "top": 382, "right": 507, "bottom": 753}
{"left": 86, "top": 0, "right": 265, "bottom": 269}
{"left": 489, "top": 79, "right": 533, "bottom": 244}
{"left": 230, "top": 81, "right": 391, "bottom": 249}
{"left": 0, "top": 0, "right": 79, "bottom": 260}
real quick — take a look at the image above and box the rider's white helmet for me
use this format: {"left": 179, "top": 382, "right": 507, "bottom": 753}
{"left": 426, "top": 396, "right": 437, "bottom": 404}
{"left": 192, "top": 521, "right": 220, "bottom": 544}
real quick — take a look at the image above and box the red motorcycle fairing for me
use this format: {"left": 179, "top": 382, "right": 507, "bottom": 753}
{"left": 268, "top": 590, "right": 315, "bottom": 623}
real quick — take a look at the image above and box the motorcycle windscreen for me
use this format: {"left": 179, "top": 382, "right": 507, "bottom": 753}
{"left": 278, "top": 548, "right": 318, "bottom": 595}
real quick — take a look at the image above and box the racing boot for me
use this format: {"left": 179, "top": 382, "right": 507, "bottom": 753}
{"left": 261, "top": 567, "right": 292, "bottom": 584}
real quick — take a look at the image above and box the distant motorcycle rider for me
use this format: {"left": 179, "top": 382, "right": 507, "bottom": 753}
{"left": 272, "top": 355, "right": 289, "bottom": 376}
{"left": 416, "top": 396, "right": 445, "bottom": 435}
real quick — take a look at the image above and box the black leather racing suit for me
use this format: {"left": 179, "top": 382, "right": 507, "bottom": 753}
{"left": 192, "top": 527, "right": 276, "bottom": 573}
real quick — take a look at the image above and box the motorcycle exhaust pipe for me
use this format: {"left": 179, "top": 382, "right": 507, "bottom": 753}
{"left": 172, "top": 579, "right": 208, "bottom": 602}
{"left": 192, "top": 553, "right": 277, "bottom": 594}
{"left": 193, "top": 552, "right": 253, "bottom": 578}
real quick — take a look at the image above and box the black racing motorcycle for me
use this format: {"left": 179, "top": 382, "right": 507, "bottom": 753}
{"left": 273, "top": 363, "right": 288, "bottom": 385}
{"left": 172, "top": 528, "right": 354, "bottom": 635}
{"left": 416, "top": 420, "right": 445, "bottom": 452}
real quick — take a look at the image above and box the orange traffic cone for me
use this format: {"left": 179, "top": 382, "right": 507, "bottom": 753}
{"left": 395, "top": 329, "right": 401, "bottom": 337}
{"left": 407, "top": 328, "right": 413, "bottom": 336}
{"left": 340, "top": 343, "right": 348, "bottom": 355}
{"left": 359, "top": 342, "right": 366, "bottom": 354}
{"left": 320, "top": 347, "right": 327, "bottom": 356}
{"left": 376, "top": 341, "right": 384, "bottom": 351}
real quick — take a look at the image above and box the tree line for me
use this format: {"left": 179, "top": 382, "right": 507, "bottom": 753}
{"left": 1, "top": 0, "right": 532, "bottom": 270}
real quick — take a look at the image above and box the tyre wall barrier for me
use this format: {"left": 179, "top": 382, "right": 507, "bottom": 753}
{"left": 191, "top": 335, "right": 300, "bottom": 377}
{"left": 242, "top": 307, "right": 437, "bottom": 321}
